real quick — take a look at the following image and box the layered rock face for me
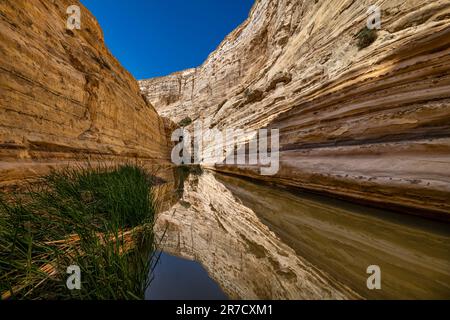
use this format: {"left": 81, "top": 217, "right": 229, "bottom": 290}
{"left": 0, "top": 0, "right": 171, "bottom": 186}
{"left": 155, "top": 171, "right": 361, "bottom": 299}
{"left": 140, "top": 0, "right": 450, "bottom": 219}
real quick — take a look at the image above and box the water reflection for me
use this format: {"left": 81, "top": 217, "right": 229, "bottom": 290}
{"left": 154, "top": 170, "right": 450, "bottom": 299}
{"left": 145, "top": 252, "right": 227, "bottom": 300}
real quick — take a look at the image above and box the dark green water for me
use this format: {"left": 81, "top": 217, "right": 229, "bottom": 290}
{"left": 146, "top": 252, "right": 227, "bottom": 300}
{"left": 215, "top": 173, "right": 450, "bottom": 299}
{"left": 151, "top": 170, "right": 450, "bottom": 299}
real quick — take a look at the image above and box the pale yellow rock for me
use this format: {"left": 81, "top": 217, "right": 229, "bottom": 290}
{"left": 140, "top": 0, "right": 450, "bottom": 219}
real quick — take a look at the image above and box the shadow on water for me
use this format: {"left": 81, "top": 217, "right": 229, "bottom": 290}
{"left": 151, "top": 167, "right": 450, "bottom": 299}
{"left": 174, "top": 165, "right": 203, "bottom": 198}
{"left": 145, "top": 252, "right": 227, "bottom": 300}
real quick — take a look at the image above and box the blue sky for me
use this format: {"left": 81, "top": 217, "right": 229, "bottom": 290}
{"left": 80, "top": 0, "right": 255, "bottom": 80}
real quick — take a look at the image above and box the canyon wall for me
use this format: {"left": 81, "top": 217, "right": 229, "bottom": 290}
{"left": 0, "top": 0, "right": 171, "bottom": 187}
{"left": 140, "top": 0, "right": 450, "bottom": 219}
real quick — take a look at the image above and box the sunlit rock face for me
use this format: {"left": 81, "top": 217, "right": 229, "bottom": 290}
{"left": 154, "top": 171, "right": 361, "bottom": 300}
{"left": 0, "top": 0, "right": 172, "bottom": 187}
{"left": 140, "top": 0, "right": 450, "bottom": 219}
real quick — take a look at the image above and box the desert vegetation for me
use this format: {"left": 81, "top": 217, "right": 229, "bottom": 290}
{"left": 0, "top": 164, "right": 159, "bottom": 299}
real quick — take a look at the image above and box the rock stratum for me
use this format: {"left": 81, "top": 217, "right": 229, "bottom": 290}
{"left": 0, "top": 0, "right": 171, "bottom": 187}
{"left": 140, "top": 0, "right": 450, "bottom": 219}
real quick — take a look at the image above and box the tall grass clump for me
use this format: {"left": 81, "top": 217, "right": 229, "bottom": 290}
{"left": 0, "top": 164, "right": 158, "bottom": 299}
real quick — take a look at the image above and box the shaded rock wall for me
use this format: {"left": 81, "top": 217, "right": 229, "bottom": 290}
{"left": 0, "top": 0, "right": 171, "bottom": 186}
{"left": 140, "top": 0, "right": 450, "bottom": 219}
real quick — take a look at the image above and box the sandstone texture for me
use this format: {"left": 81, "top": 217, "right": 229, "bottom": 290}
{"left": 140, "top": 0, "right": 450, "bottom": 219}
{"left": 0, "top": 0, "right": 171, "bottom": 186}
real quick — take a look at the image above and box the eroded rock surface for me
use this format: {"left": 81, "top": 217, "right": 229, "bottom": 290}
{"left": 140, "top": 0, "right": 450, "bottom": 218}
{"left": 0, "top": 0, "right": 171, "bottom": 186}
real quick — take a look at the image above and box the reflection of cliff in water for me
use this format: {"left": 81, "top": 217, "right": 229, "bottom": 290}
{"left": 155, "top": 170, "right": 450, "bottom": 299}
{"left": 155, "top": 170, "right": 360, "bottom": 299}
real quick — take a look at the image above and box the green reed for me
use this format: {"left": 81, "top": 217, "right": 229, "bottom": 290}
{"left": 0, "top": 164, "right": 158, "bottom": 300}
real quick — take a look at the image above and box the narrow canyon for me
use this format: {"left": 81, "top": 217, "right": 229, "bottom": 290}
{"left": 1, "top": 0, "right": 449, "bottom": 300}
{"left": 141, "top": 0, "right": 450, "bottom": 220}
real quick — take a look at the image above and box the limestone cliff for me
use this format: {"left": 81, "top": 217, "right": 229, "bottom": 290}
{"left": 0, "top": 0, "right": 171, "bottom": 186}
{"left": 140, "top": 0, "right": 450, "bottom": 219}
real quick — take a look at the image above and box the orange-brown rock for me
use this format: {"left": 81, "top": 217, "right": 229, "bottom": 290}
{"left": 140, "top": 0, "right": 450, "bottom": 219}
{"left": 0, "top": 0, "right": 171, "bottom": 186}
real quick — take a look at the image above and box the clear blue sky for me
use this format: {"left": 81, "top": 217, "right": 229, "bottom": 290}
{"left": 80, "top": 0, "right": 255, "bottom": 80}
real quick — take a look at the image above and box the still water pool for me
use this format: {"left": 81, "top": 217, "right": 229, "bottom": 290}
{"left": 145, "top": 252, "right": 228, "bottom": 300}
